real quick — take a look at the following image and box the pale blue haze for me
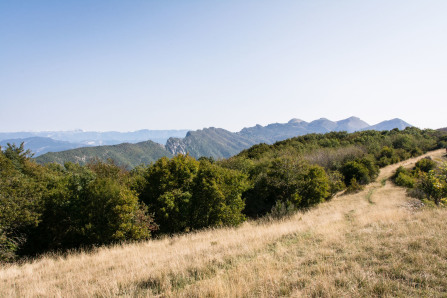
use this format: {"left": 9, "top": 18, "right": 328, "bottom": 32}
{"left": 1, "top": 0, "right": 446, "bottom": 132}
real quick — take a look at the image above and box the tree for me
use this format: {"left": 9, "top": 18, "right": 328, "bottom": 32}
{"left": 300, "top": 165, "right": 330, "bottom": 207}
{"left": 24, "top": 161, "right": 156, "bottom": 254}
{"left": 0, "top": 145, "right": 43, "bottom": 261}
{"left": 190, "top": 161, "right": 247, "bottom": 229}
{"left": 243, "top": 157, "right": 305, "bottom": 217}
{"left": 140, "top": 155, "right": 199, "bottom": 233}
{"left": 140, "top": 155, "right": 248, "bottom": 233}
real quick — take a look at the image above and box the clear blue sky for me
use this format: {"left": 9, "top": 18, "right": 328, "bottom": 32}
{"left": 1, "top": 0, "right": 446, "bottom": 132}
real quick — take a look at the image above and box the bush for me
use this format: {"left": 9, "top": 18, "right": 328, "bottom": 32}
{"left": 267, "top": 200, "right": 297, "bottom": 219}
{"left": 377, "top": 146, "right": 400, "bottom": 167}
{"left": 415, "top": 158, "right": 436, "bottom": 173}
{"left": 345, "top": 178, "right": 364, "bottom": 193}
{"left": 341, "top": 161, "right": 371, "bottom": 185}
{"left": 327, "top": 170, "right": 345, "bottom": 198}
{"left": 395, "top": 172, "right": 416, "bottom": 188}
{"left": 417, "top": 171, "right": 446, "bottom": 206}
{"left": 392, "top": 166, "right": 416, "bottom": 188}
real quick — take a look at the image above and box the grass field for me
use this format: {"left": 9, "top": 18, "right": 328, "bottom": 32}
{"left": 1, "top": 149, "right": 446, "bottom": 297}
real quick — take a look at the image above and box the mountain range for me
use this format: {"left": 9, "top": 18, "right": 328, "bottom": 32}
{"left": 31, "top": 117, "right": 413, "bottom": 168}
{"left": 164, "top": 117, "right": 412, "bottom": 158}
{"left": 0, "top": 129, "right": 189, "bottom": 147}
{"left": 0, "top": 137, "right": 88, "bottom": 156}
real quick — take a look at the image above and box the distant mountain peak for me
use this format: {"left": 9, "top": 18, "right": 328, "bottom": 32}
{"left": 365, "top": 118, "right": 412, "bottom": 131}
{"left": 288, "top": 118, "right": 305, "bottom": 124}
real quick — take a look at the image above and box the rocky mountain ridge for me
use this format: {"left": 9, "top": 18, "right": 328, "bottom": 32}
{"left": 165, "top": 117, "right": 412, "bottom": 158}
{"left": 34, "top": 117, "right": 413, "bottom": 167}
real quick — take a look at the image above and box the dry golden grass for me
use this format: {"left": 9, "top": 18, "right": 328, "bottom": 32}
{"left": 1, "top": 149, "right": 446, "bottom": 297}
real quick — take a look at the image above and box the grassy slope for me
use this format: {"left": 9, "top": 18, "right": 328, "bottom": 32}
{"left": 1, "top": 149, "right": 446, "bottom": 297}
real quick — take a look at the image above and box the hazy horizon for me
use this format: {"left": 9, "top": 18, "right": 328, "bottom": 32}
{"left": 0, "top": 116, "right": 417, "bottom": 134}
{"left": 1, "top": 1, "right": 446, "bottom": 132}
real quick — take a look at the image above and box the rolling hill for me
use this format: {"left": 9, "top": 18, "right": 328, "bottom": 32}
{"left": 35, "top": 140, "right": 172, "bottom": 168}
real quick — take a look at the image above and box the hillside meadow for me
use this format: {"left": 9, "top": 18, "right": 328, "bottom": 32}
{"left": 1, "top": 149, "right": 446, "bottom": 297}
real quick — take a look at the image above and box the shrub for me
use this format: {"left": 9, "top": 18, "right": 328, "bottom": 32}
{"left": 415, "top": 158, "right": 436, "bottom": 173}
{"left": 395, "top": 172, "right": 416, "bottom": 188}
{"left": 417, "top": 171, "right": 446, "bottom": 206}
{"left": 267, "top": 200, "right": 297, "bottom": 219}
{"left": 377, "top": 146, "right": 400, "bottom": 167}
{"left": 327, "top": 170, "right": 345, "bottom": 198}
{"left": 345, "top": 178, "right": 364, "bottom": 193}
{"left": 341, "top": 161, "right": 370, "bottom": 185}
{"left": 392, "top": 166, "right": 416, "bottom": 188}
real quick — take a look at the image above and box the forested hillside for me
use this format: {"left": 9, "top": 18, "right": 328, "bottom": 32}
{"left": 2, "top": 127, "right": 446, "bottom": 262}
{"left": 35, "top": 140, "right": 171, "bottom": 169}
{"left": 166, "top": 127, "right": 258, "bottom": 158}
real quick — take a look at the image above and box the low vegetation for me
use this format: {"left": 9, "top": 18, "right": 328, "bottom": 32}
{"left": 392, "top": 155, "right": 447, "bottom": 206}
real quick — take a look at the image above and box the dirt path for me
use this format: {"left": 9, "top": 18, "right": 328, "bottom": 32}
{"left": 377, "top": 148, "right": 445, "bottom": 180}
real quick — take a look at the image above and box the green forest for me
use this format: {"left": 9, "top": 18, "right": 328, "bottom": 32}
{"left": 1, "top": 128, "right": 447, "bottom": 262}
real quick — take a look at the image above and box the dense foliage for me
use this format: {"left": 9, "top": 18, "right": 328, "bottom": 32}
{"left": 1, "top": 128, "right": 446, "bottom": 261}
{"left": 1, "top": 144, "right": 156, "bottom": 261}
{"left": 139, "top": 155, "right": 248, "bottom": 234}
{"left": 393, "top": 156, "right": 447, "bottom": 206}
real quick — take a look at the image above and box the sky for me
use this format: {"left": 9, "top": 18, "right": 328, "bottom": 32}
{"left": 1, "top": 0, "right": 446, "bottom": 132}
